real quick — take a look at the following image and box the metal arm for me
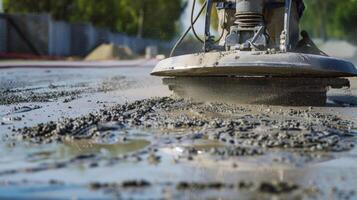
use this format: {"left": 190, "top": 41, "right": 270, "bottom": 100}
{"left": 204, "top": 0, "right": 214, "bottom": 51}
{"left": 280, "top": 0, "right": 292, "bottom": 52}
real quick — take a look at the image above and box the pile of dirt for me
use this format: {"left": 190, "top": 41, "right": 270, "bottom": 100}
{"left": 85, "top": 43, "right": 135, "bottom": 61}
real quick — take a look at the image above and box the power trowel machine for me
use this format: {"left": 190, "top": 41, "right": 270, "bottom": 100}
{"left": 151, "top": 0, "right": 357, "bottom": 106}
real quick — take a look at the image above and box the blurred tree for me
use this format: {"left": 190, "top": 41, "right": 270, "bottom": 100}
{"left": 139, "top": 0, "right": 186, "bottom": 40}
{"left": 334, "top": 0, "right": 357, "bottom": 45}
{"left": 4, "top": 0, "right": 356, "bottom": 42}
{"left": 301, "top": 0, "right": 340, "bottom": 41}
{"left": 3, "top": 0, "right": 76, "bottom": 20}
{"left": 301, "top": 0, "right": 357, "bottom": 44}
{"left": 3, "top": 0, "right": 186, "bottom": 40}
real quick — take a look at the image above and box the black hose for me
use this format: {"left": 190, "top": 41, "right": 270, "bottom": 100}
{"left": 170, "top": 1, "right": 207, "bottom": 57}
{"left": 170, "top": 0, "right": 224, "bottom": 57}
{"left": 215, "top": 26, "right": 225, "bottom": 43}
{"left": 191, "top": 0, "right": 205, "bottom": 43}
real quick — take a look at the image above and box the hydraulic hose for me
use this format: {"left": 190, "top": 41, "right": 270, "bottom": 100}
{"left": 170, "top": 0, "right": 207, "bottom": 57}
{"left": 191, "top": 0, "right": 205, "bottom": 43}
{"left": 170, "top": 0, "right": 223, "bottom": 57}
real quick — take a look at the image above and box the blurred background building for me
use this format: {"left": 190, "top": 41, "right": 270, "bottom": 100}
{"left": 0, "top": 0, "right": 185, "bottom": 59}
{"left": 0, "top": 0, "right": 356, "bottom": 62}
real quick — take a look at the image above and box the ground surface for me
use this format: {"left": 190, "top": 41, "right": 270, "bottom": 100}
{"left": 0, "top": 60, "right": 357, "bottom": 200}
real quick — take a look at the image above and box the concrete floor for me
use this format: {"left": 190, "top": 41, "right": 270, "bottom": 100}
{"left": 0, "top": 60, "right": 356, "bottom": 199}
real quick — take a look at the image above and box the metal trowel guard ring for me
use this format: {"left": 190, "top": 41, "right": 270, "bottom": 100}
{"left": 151, "top": 51, "right": 357, "bottom": 78}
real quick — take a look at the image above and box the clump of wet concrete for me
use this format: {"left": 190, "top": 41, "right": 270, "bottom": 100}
{"left": 10, "top": 105, "right": 42, "bottom": 114}
{"left": 89, "top": 180, "right": 151, "bottom": 190}
{"left": 176, "top": 180, "right": 299, "bottom": 194}
{"left": 209, "top": 127, "right": 355, "bottom": 152}
{"left": 84, "top": 179, "right": 331, "bottom": 200}
{"left": 257, "top": 181, "right": 299, "bottom": 194}
{"left": 89, "top": 179, "right": 300, "bottom": 195}
{"left": 97, "top": 75, "right": 135, "bottom": 92}
{"left": 210, "top": 146, "right": 264, "bottom": 157}
{"left": 176, "top": 182, "right": 233, "bottom": 190}
{"left": 16, "top": 97, "right": 176, "bottom": 143}
{"left": 14, "top": 97, "right": 355, "bottom": 154}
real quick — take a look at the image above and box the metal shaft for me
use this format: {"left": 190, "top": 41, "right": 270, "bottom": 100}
{"left": 204, "top": 0, "right": 213, "bottom": 51}
{"left": 280, "top": 0, "right": 292, "bottom": 52}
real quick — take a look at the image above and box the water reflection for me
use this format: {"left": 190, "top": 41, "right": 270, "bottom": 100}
{"left": 163, "top": 77, "right": 350, "bottom": 106}
{"left": 61, "top": 139, "right": 150, "bottom": 157}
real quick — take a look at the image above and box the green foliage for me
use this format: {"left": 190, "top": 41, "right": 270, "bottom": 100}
{"left": 4, "top": 0, "right": 357, "bottom": 43}
{"left": 3, "top": 0, "right": 185, "bottom": 40}
{"left": 139, "top": 0, "right": 186, "bottom": 40}
{"left": 334, "top": 0, "right": 357, "bottom": 45}
{"left": 301, "top": 0, "right": 357, "bottom": 44}
{"left": 3, "top": 0, "right": 77, "bottom": 20}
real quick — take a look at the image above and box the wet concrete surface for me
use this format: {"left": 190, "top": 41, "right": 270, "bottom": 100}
{"left": 0, "top": 60, "right": 357, "bottom": 199}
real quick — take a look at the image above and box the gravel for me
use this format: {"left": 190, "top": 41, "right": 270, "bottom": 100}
{"left": 13, "top": 97, "right": 355, "bottom": 154}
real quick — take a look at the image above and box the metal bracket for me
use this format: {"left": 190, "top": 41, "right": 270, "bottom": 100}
{"left": 216, "top": 2, "right": 236, "bottom": 10}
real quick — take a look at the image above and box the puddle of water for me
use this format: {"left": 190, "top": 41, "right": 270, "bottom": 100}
{"left": 60, "top": 139, "right": 150, "bottom": 157}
